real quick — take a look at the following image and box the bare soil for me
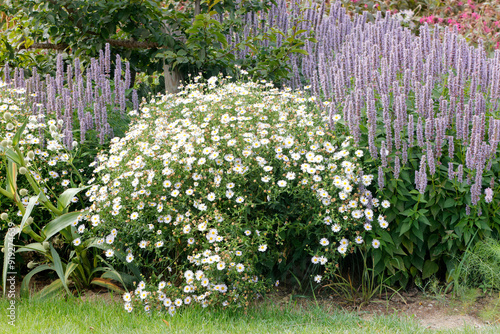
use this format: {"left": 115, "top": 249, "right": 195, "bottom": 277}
{"left": 270, "top": 286, "right": 500, "bottom": 331}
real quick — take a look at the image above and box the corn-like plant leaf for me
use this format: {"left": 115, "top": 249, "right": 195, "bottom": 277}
{"left": 20, "top": 264, "right": 55, "bottom": 297}
{"left": 16, "top": 242, "right": 46, "bottom": 254}
{"left": 57, "top": 186, "right": 90, "bottom": 211}
{"left": 35, "top": 279, "right": 65, "bottom": 299}
{"left": 12, "top": 119, "right": 28, "bottom": 147}
{"left": 91, "top": 277, "right": 125, "bottom": 293}
{"left": 49, "top": 243, "right": 71, "bottom": 295}
{"left": 64, "top": 262, "right": 80, "bottom": 283}
{"left": 1, "top": 147, "right": 23, "bottom": 165}
{"left": 5, "top": 160, "right": 17, "bottom": 196}
{"left": 41, "top": 211, "right": 87, "bottom": 241}
{"left": 18, "top": 194, "right": 40, "bottom": 236}
{"left": 2, "top": 227, "right": 19, "bottom": 297}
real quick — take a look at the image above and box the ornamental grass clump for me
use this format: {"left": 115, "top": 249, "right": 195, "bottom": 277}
{"left": 86, "top": 75, "right": 390, "bottom": 313}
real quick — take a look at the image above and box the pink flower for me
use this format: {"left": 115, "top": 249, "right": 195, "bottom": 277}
{"left": 471, "top": 13, "right": 480, "bottom": 20}
{"left": 438, "top": 18, "right": 443, "bottom": 23}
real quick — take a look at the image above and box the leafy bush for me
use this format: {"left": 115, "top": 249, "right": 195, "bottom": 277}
{"left": 86, "top": 75, "right": 390, "bottom": 313}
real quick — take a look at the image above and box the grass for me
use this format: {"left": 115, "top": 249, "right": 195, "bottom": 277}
{"left": 1, "top": 294, "right": 499, "bottom": 334}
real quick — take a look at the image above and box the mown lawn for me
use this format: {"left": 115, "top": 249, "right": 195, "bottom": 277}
{"left": 0, "top": 295, "right": 498, "bottom": 334}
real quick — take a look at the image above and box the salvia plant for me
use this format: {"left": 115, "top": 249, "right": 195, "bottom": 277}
{"left": 257, "top": 1, "right": 500, "bottom": 285}
{"left": 84, "top": 74, "right": 390, "bottom": 314}
{"left": 3, "top": 43, "right": 137, "bottom": 147}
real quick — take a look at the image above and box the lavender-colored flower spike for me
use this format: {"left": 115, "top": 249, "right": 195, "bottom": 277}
{"left": 402, "top": 142, "right": 408, "bottom": 166}
{"left": 380, "top": 141, "right": 388, "bottom": 168}
{"left": 393, "top": 156, "right": 401, "bottom": 180}
{"left": 426, "top": 141, "right": 435, "bottom": 175}
{"left": 378, "top": 166, "right": 384, "bottom": 190}
{"left": 4, "top": 63, "right": 10, "bottom": 84}
{"left": 416, "top": 117, "right": 424, "bottom": 147}
{"left": 457, "top": 164, "right": 463, "bottom": 183}
{"left": 132, "top": 89, "right": 139, "bottom": 111}
{"left": 416, "top": 155, "right": 427, "bottom": 194}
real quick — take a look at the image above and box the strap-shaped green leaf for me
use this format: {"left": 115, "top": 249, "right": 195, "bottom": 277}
{"left": 20, "top": 264, "right": 55, "bottom": 297}
{"left": 35, "top": 279, "right": 65, "bottom": 299}
{"left": 12, "top": 119, "right": 28, "bottom": 147}
{"left": 18, "top": 194, "right": 40, "bottom": 236}
{"left": 41, "top": 210, "right": 87, "bottom": 241}
{"left": 57, "top": 186, "right": 90, "bottom": 211}
{"left": 0, "top": 146, "right": 23, "bottom": 165}
{"left": 16, "top": 242, "right": 46, "bottom": 254}
{"left": 49, "top": 243, "right": 71, "bottom": 295}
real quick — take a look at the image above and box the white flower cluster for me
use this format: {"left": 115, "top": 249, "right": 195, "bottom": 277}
{"left": 84, "top": 77, "right": 391, "bottom": 313}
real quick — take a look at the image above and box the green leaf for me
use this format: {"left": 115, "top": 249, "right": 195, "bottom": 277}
{"left": 35, "top": 279, "right": 65, "bottom": 299}
{"left": 20, "top": 264, "right": 55, "bottom": 297}
{"left": 418, "top": 215, "right": 431, "bottom": 226}
{"left": 5, "top": 160, "right": 18, "bottom": 196}
{"left": 422, "top": 260, "right": 439, "bottom": 279}
{"left": 427, "top": 234, "right": 440, "bottom": 248}
{"left": 57, "top": 186, "right": 89, "bottom": 211}
{"left": 290, "top": 48, "right": 308, "bottom": 55}
{"left": 400, "top": 209, "right": 414, "bottom": 217}
{"left": 16, "top": 242, "right": 46, "bottom": 254}
{"left": 12, "top": 119, "right": 28, "bottom": 147}
{"left": 443, "top": 198, "right": 455, "bottom": 208}
{"left": 18, "top": 194, "right": 40, "bottom": 235}
{"left": 42, "top": 211, "right": 87, "bottom": 241}
{"left": 399, "top": 221, "right": 412, "bottom": 235}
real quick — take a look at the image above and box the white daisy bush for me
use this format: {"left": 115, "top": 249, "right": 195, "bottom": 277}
{"left": 86, "top": 75, "right": 390, "bottom": 314}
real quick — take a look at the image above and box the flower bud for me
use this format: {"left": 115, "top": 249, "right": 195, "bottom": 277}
{"left": 0, "top": 140, "right": 7, "bottom": 147}
{"left": 6, "top": 123, "right": 14, "bottom": 131}
{"left": 3, "top": 111, "right": 12, "bottom": 121}
{"left": 27, "top": 151, "right": 35, "bottom": 159}
{"left": 19, "top": 189, "right": 28, "bottom": 196}
{"left": 26, "top": 217, "right": 34, "bottom": 225}
{"left": 50, "top": 124, "right": 57, "bottom": 132}
{"left": 19, "top": 167, "right": 28, "bottom": 174}
{"left": 42, "top": 241, "right": 50, "bottom": 250}
{"left": 0, "top": 213, "right": 8, "bottom": 221}
{"left": 27, "top": 261, "right": 36, "bottom": 269}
